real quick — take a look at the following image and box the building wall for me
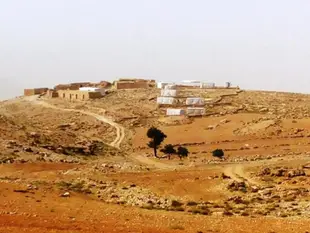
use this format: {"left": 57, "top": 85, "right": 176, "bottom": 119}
{"left": 166, "top": 109, "right": 185, "bottom": 116}
{"left": 79, "top": 87, "right": 105, "bottom": 95}
{"left": 115, "top": 81, "right": 148, "bottom": 89}
{"left": 161, "top": 89, "right": 178, "bottom": 97}
{"left": 186, "top": 108, "right": 206, "bottom": 116}
{"left": 58, "top": 90, "right": 102, "bottom": 100}
{"left": 88, "top": 91, "right": 103, "bottom": 99}
{"left": 157, "top": 97, "right": 177, "bottom": 105}
{"left": 24, "top": 88, "right": 48, "bottom": 96}
{"left": 200, "top": 83, "right": 215, "bottom": 88}
{"left": 54, "top": 82, "right": 91, "bottom": 91}
{"left": 46, "top": 89, "right": 59, "bottom": 98}
{"left": 24, "top": 89, "right": 35, "bottom": 96}
{"left": 186, "top": 97, "right": 205, "bottom": 106}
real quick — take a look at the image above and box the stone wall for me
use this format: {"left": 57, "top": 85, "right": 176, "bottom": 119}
{"left": 46, "top": 89, "right": 59, "bottom": 98}
{"left": 54, "top": 82, "right": 91, "bottom": 91}
{"left": 58, "top": 90, "right": 102, "bottom": 100}
{"left": 115, "top": 81, "right": 149, "bottom": 89}
{"left": 24, "top": 88, "right": 48, "bottom": 96}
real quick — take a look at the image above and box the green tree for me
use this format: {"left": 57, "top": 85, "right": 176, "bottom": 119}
{"left": 147, "top": 127, "right": 167, "bottom": 158}
{"left": 160, "top": 144, "right": 176, "bottom": 160}
{"left": 177, "top": 146, "right": 189, "bottom": 160}
{"left": 212, "top": 149, "right": 224, "bottom": 159}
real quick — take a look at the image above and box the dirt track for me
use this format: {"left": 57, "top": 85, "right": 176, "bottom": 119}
{"left": 131, "top": 153, "right": 176, "bottom": 170}
{"left": 224, "top": 164, "right": 260, "bottom": 185}
{"left": 24, "top": 96, "right": 125, "bottom": 149}
{"left": 3, "top": 89, "right": 310, "bottom": 232}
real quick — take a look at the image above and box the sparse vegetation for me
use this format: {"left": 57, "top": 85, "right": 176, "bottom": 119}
{"left": 174, "top": 206, "right": 185, "bottom": 212}
{"left": 177, "top": 146, "right": 189, "bottom": 160}
{"left": 186, "top": 201, "right": 198, "bottom": 206}
{"left": 2, "top": 86, "right": 310, "bottom": 232}
{"left": 212, "top": 149, "right": 224, "bottom": 159}
{"left": 160, "top": 144, "right": 176, "bottom": 160}
{"left": 170, "top": 225, "right": 185, "bottom": 230}
{"left": 56, "top": 181, "right": 92, "bottom": 194}
{"left": 146, "top": 127, "right": 167, "bottom": 158}
{"left": 171, "top": 200, "right": 183, "bottom": 208}
{"left": 141, "top": 204, "right": 154, "bottom": 210}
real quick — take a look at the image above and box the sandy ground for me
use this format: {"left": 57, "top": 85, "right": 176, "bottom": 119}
{"left": 1, "top": 89, "right": 310, "bottom": 232}
{"left": 1, "top": 178, "right": 310, "bottom": 233}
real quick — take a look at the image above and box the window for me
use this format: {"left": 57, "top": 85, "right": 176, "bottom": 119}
{"left": 76, "top": 94, "right": 78, "bottom": 99}
{"left": 63, "top": 93, "right": 65, "bottom": 98}
{"left": 83, "top": 95, "right": 85, "bottom": 100}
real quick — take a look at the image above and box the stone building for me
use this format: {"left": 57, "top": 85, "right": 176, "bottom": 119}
{"left": 54, "top": 82, "right": 91, "bottom": 91}
{"left": 186, "top": 107, "right": 206, "bottom": 116}
{"left": 166, "top": 108, "right": 185, "bottom": 116}
{"left": 46, "top": 89, "right": 59, "bottom": 98}
{"left": 24, "top": 88, "right": 48, "bottom": 96}
{"left": 114, "top": 78, "right": 155, "bottom": 89}
{"left": 185, "top": 97, "right": 205, "bottom": 106}
{"left": 58, "top": 90, "right": 102, "bottom": 100}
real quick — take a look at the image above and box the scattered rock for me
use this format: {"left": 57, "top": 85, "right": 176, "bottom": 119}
{"left": 206, "top": 125, "right": 218, "bottom": 130}
{"left": 220, "top": 119, "right": 230, "bottom": 124}
{"left": 287, "top": 169, "right": 306, "bottom": 178}
{"left": 221, "top": 173, "right": 231, "bottom": 179}
{"left": 227, "top": 181, "right": 247, "bottom": 192}
{"left": 60, "top": 192, "right": 70, "bottom": 198}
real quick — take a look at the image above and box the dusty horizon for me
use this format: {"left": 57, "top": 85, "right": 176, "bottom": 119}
{"left": 1, "top": 0, "right": 310, "bottom": 99}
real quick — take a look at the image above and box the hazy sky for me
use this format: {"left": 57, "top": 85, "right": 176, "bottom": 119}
{"left": 1, "top": 0, "right": 310, "bottom": 99}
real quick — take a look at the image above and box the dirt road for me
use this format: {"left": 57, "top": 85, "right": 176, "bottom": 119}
{"left": 224, "top": 164, "right": 259, "bottom": 185}
{"left": 132, "top": 153, "right": 176, "bottom": 170}
{"left": 24, "top": 96, "right": 125, "bottom": 149}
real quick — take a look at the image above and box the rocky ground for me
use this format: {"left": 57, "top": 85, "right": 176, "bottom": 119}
{"left": 1, "top": 88, "right": 310, "bottom": 232}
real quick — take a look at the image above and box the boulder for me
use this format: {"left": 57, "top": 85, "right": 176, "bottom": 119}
{"left": 287, "top": 169, "right": 306, "bottom": 178}
{"left": 227, "top": 181, "right": 247, "bottom": 192}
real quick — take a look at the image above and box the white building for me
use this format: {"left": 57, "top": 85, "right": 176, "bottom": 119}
{"left": 164, "top": 84, "right": 177, "bottom": 90}
{"left": 157, "top": 82, "right": 168, "bottom": 89}
{"left": 157, "top": 97, "right": 177, "bottom": 105}
{"left": 79, "top": 87, "right": 105, "bottom": 95}
{"left": 182, "top": 80, "right": 200, "bottom": 84}
{"left": 200, "top": 82, "right": 215, "bottom": 88}
{"left": 166, "top": 108, "right": 185, "bottom": 116}
{"left": 161, "top": 89, "right": 178, "bottom": 97}
{"left": 180, "top": 80, "right": 201, "bottom": 87}
{"left": 186, "top": 97, "right": 205, "bottom": 106}
{"left": 186, "top": 107, "right": 205, "bottom": 116}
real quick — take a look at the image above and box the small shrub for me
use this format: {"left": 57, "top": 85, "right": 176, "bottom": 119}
{"left": 283, "top": 195, "right": 296, "bottom": 202}
{"left": 171, "top": 200, "right": 183, "bottom": 208}
{"left": 187, "top": 201, "right": 198, "bottom": 206}
{"left": 56, "top": 181, "right": 89, "bottom": 193}
{"left": 31, "top": 180, "right": 49, "bottom": 186}
{"left": 198, "top": 205, "right": 209, "bottom": 210}
{"left": 191, "top": 209, "right": 202, "bottom": 215}
{"left": 223, "top": 211, "right": 233, "bottom": 216}
{"left": 241, "top": 211, "right": 250, "bottom": 216}
{"left": 280, "top": 213, "right": 288, "bottom": 218}
{"left": 170, "top": 225, "right": 185, "bottom": 230}
{"left": 56, "top": 181, "right": 71, "bottom": 189}
{"left": 177, "top": 147, "right": 189, "bottom": 160}
{"left": 199, "top": 210, "right": 210, "bottom": 215}
{"left": 142, "top": 204, "right": 154, "bottom": 210}
{"left": 212, "top": 149, "right": 224, "bottom": 159}
{"left": 174, "top": 207, "right": 185, "bottom": 212}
